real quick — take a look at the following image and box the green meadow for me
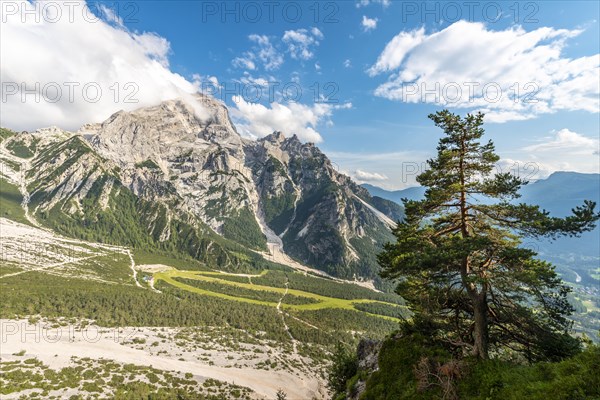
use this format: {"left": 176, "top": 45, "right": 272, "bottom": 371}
{"left": 154, "top": 269, "right": 407, "bottom": 321}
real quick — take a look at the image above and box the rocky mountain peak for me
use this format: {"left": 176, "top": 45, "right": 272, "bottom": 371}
{"left": 81, "top": 95, "right": 245, "bottom": 168}
{"left": 263, "top": 131, "right": 286, "bottom": 144}
{"left": 11, "top": 94, "right": 402, "bottom": 280}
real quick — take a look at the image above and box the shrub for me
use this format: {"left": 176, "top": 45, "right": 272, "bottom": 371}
{"left": 327, "top": 342, "right": 358, "bottom": 397}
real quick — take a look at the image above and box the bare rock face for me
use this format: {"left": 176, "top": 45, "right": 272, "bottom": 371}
{"left": 7, "top": 95, "right": 403, "bottom": 278}
{"left": 82, "top": 94, "right": 255, "bottom": 236}
{"left": 246, "top": 131, "right": 401, "bottom": 277}
{"left": 347, "top": 338, "right": 382, "bottom": 400}
{"left": 357, "top": 339, "right": 382, "bottom": 372}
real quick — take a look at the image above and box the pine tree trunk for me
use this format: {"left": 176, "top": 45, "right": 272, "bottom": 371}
{"left": 472, "top": 295, "right": 489, "bottom": 359}
{"left": 458, "top": 131, "right": 490, "bottom": 359}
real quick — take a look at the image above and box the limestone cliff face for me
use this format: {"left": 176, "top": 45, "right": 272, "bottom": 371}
{"left": 3, "top": 95, "right": 403, "bottom": 278}
{"left": 247, "top": 132, "right": 399, "bottom": 276}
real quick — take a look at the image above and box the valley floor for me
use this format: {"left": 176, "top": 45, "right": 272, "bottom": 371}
{"left": 0, "top": 319, "right": 325, "bottom": 399}
{"left": 0, "top": 138, "right": 404, "bottom": 399}
{"left": 0, "top": 218, "right": 404, "bottom": 399}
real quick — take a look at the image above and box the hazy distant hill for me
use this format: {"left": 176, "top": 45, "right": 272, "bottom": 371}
{"left": 361, "top": 183, "right": 426, "bottom": 204}
{"left": 519, "top": 172, "right": 600, "bottom": 263}
{"left": 363, "top": 171, "right": 600, "bottom": 262}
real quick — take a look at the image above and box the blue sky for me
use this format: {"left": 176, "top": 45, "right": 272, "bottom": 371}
{"left": 2, "top": 1, "right": 599, "bottom": 188}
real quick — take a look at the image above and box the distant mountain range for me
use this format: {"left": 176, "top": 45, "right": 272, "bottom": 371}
{"left": 361, "top": 183, "right": 426, "bottom": 204}
{"left": 363, "top": 171, "right": 600, "bottom": 266}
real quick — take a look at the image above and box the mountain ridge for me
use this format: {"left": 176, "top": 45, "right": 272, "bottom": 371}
{"left": 0, "top": 95, "right": 402, "bottom": 281}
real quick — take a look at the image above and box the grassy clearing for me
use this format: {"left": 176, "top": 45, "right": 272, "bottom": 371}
{"left": 155, "top": 269, "right": 405, "bottom": 320}
{"left": 174, "top": 277, "right": 320, "bottom": 305}
{"left": 250, "top": 269, "right": 404, "bottom": 304}
{"left": 0, "top": 263, "right": 24, "bottom": 277}
{"left": 6, "top": 139, "right": 35, "bottom": 159}
{"left": 1, "top": 271, "right": 292, "bottom": 342}
{"left": 0, "top": 156, "right": 21, "bottom": 171}
{"left": 76, "top": 253, "right": 134, "bottom": 284}
{"left": 1, "top": 255, "right": 401, "bottom": 348}
{"left": 582, "top": 300, "right": 600, "bottom": 313}
{"left": 0, "top": 128, "right": 16, "bottom": 143}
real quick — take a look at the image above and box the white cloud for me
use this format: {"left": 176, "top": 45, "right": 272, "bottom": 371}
{"left": 356, "top": 0, "right": 390, "bottom": 8}
{"left": 368, "top": 21, "right": 599, "bottom": 122}
{"left": 311, "top": 27, "right": 324, "bottom": 39}
{"left": 329, "top": 129, "right": 599, "bottom": 189}
{"left": 208, "top": 76, "right": 219, "bottom": 87}
{"left": 238, "top": 73, "right": 274, "bottom": 88}
{"left": 282, "top": 28, "right": 323, "bottom": 60}
{"left": 232, "top": 56, "right": 256, "bottom": 71}
{"left": 1, "top": 0, "right": 209, "bottom": 131}
{"left": 233, "top": 28, "right": 323, "bottom": 73}
{"left": 523, "top": 128, "right": 599, "bottom": 153}
{"left": 233, "top": 73, "right": 279, "bottom": 103}
{"left": 132, "top": 32, "right": 171, "bottom": 67}
{"left": 193, "top": 74, "right": 221, "bottom": 97}
{"left": 500, "top": 129, "right": 600, "bottom": 178}
{"left": 368, "top": 27, "right": 426, "bottom": 75}
{"left": 230, "top": 96, "right": 351, "bottom": 143}
{"left": 344, "top": 59, "right": 352, "bottom": 68}
{"left": 249, "top": 34, "right": 284, "bottom": 71}
{"left": 232, "top": 35, "right": 283, "bottom": 72}
{"left": 98, "top": 3, "right": 123, "bottom": 27}
{"left": 354, "top": 169, "right": 388, "bottom": 181}
{"left": 362, "top": 16, "right": 378, "bottom": 32}
{"left": 328, "top": 150, "right": 430, "bottom": 189}
{"left": 493, "top": 158, "right": 556, "bottom": 181}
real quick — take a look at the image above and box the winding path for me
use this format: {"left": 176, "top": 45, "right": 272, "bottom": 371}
{"left": 126, "top": 249, "right": 141, "bottom": 288}
{"left": 276, "top": 280, "right": 298, "bottom": 355}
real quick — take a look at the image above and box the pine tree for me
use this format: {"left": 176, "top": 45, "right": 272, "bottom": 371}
{"left": 379, "top": 110, "right": 599, "bottom": 361}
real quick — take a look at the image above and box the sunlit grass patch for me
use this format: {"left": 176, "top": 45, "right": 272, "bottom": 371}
{"left": 155, "top": 269, "right": 406, "bottom": 320}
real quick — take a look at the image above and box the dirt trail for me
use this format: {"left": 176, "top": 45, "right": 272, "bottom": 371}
{"left": 125, "top": 249, "right": 141, "bottom": 288}
{"left": 0, "top": 146, "right": 329, "bottom": 398}
{"left": 0, "top": 217, "right": 140, "bottom": 287}
{"left": 286, "top": 313, "right": 320, "bottom": 330}
{"left": 148, "top": 277, "right": 161, "bottom": 293}
{"left": 276, "top": 280, "right": 298, "bottom": 355}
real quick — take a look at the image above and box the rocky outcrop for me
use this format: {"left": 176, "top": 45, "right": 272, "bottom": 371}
{"left": 347, "top": 339, "right": 383, "bottom": 400}
{"left": 357, "top": 339, "right": 382, "bottom": 372}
